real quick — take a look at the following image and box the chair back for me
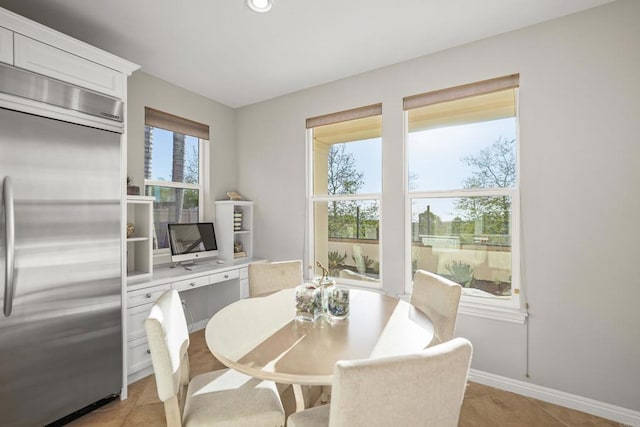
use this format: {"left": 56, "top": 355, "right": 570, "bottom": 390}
{"left": 328, "top": 337, "right": 473, "bottom": 427}
{"left": 411, "top": 270, "right": 462, "bottom": 344}
{"left": 248, "top": 260, "right": 303, "bottom": 297}
{"left": 145, "top": 289, "right": 191, "bottom": 404}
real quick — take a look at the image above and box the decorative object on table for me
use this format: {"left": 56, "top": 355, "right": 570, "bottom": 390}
{"left": 226, "top": 191, "right": 245, "bottom": 201}
{"left": 126, "top": 176, "right": 140, "bottom": 195}
{"left": 328, "top": 287, "right": 350, "bottom": 320}
{"left": 295, "top": 283, "right": 319, "bottom": 322}
{"left": 126, "top": 222, "right": 135, "bottom": 238}
{"left": 233, "top": 241, "right": 246, "bottom": 258}
{"left": 315, "top": 261, "right": 336, "bottom": 318}
{"left": 233, "top": 210, "right": 243, "bottom": 231}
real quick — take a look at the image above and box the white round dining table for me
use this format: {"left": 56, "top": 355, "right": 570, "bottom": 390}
{"left": 205, "top": 287, "right": 434, "bottom": 410}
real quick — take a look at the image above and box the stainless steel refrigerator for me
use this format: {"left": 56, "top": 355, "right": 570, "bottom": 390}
{"left": 1, "top": 63, "right": 123, "bottom": 426}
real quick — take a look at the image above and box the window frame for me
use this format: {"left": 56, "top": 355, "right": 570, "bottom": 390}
{"left": 143, "top": 125, "right": 209, "bottom": 258}
{"left": 305, "top": 109, "right": 383, "bottom": 289}
{"left": 404, "top": 81, "right": 524, "bottom": 320}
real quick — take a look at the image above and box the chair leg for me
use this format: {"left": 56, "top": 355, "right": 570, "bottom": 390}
{"left": 164, "top": 396, "right": 182, "bottom": 427}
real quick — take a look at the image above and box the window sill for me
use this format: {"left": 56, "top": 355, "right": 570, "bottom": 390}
{"left": 458, "top": 300, "right": 527, "bottom": 324}
{"left": 397, "top": 292, "right": 527, "bottom": 324}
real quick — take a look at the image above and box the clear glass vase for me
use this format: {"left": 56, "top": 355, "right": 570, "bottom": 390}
{"left": 327, "top": 286, "right": 350, "bottom": 320}
{"left": 295, "top": 283, "right": 319, "bottom": 322}
{"left": 314, "top": 278, "right": 336, "bottom": 318}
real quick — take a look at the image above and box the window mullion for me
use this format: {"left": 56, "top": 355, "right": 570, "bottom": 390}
{"left": 312, "top": 193, "right": 382, "bottom": 202}
{"left": 144, "top": 179, "right": 200, "bottom": 190}
{"left": 409, "top": 187, "right": 515, "bottom": 199}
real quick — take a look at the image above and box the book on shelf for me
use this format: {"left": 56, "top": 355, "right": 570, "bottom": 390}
{"left": 233, "top": 251, "right": 247, "bottom": 259}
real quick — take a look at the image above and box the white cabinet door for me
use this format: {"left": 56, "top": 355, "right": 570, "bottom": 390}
{"left": 0, "top": 27, "right": 12, "bottom": 64}
{"left": 14, "top": 33, "right": 123, "bottom": 98}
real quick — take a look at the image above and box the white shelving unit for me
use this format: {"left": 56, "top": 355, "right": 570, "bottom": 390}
{"left": 215, "top": 200, "right": 253, "bottom": 262}
{"left": 126, "top": 196, "right": 154, "bottom": 282}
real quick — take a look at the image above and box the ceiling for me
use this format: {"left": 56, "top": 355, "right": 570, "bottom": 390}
{"left": 0, "top": 0, "right": 614, "bottom": 108}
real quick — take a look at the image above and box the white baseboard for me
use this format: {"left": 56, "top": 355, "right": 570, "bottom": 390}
{"left": 469, "top": 369, "right": 640, "bottom": 426}
{"left": 189, "top": 319, "right": 208, "bottom": 332}
{"left": 127, "top": 366, "right": 153, "bottom": 385}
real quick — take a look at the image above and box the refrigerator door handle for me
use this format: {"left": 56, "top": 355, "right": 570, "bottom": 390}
{"left": 2, "top": 176, "right": 15, "bottom": 317}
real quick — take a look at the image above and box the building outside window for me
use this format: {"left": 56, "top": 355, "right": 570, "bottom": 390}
{"left": 307, "top": 104, "right": 382, "bottom": 286}
{"left": 143, "top": 107, "right": 208, "bottom": 251}
{"left": 404, "top": 75, "right": 521, "bottom": 308}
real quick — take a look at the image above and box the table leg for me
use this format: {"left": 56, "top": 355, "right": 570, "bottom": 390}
{"left": 292, "top": 384, "right": 306, "bottom": 412}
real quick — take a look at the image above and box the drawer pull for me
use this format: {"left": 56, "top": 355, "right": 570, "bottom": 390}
{"left": 146, "top": 349, "right": 151, "bottom": 354}
{"left": 145, "top": 293, "right": 152, "bottom": 298}
{"left": 224, "top": 274, "right": 229, "bottom": 279}
{"left": 190, "top": 282, "right": 196, "bottom": 287}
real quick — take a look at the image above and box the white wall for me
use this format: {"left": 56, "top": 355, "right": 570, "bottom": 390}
{"left": 127, "top": 71, "right": 238, "bottom": 220}
{"left": 236, "top": 0, "right": 640, "bottom": 412}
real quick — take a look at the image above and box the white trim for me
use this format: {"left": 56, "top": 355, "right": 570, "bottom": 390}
{"left": 459, "top": 299, "right": 526, "bottom": 323}
{"left": 469, "top": 369, "right": 640, "bottom": 426}
{"left": 189, "top": 318, "right": 209, "bottom": 332}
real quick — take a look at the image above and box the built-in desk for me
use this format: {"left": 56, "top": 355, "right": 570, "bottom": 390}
{"left": 125, "top": 258, "right": 261, "bottom": 384}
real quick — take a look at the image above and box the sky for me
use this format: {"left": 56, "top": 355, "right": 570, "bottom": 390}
{"left": 148, "top": 128, "right": 199, "bottom": 182}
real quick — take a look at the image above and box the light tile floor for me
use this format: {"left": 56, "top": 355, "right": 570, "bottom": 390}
{"left": 68, "top": 329, "right": 624, "bottom": 426}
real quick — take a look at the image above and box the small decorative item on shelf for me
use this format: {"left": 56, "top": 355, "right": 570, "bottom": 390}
{"left": 295, "top": 283, "right": 319, "bottom": 322}
{"left": 126, "top": 222, "right": 135, "bottom": 238}
{"left": 233, "top": 210, "right": 243, "bottom": 231}
{"left": 327, "top": 287, "right": 350, "bottom": 320}
{"left": 233, "top": 241, "right": 246, "bottom": 258}
{"left": 315, "top": 261, "right": 336, "bottom": 318}
{"left": 126, "top": 176, "right": 140, "bottom": 196}
{"left": 226, "top": 191, "right": 245, "bottom": 201}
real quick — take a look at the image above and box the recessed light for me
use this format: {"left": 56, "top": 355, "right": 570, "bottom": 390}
{"left": 247, "top": 0, "right": 272, "bottom": 13}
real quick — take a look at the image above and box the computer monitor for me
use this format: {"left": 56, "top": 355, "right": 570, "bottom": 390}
{"left": 167, "top": 222, "right": 219, "bottom": 265}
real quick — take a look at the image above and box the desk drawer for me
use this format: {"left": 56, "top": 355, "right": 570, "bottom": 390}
{"left": 211, "top": 269, "right": 239, "bottom": 284}
{"left": 128, "top": 303, "right": 153, "bottom": 341}
{"left": 172, "top": 275, "right": 209, "bottom": 292}
{"left": 128, "top": 336, "right": 152, "bottom": 375}
{"left": 127, "top": 284, "right": 170, "bottom": 308}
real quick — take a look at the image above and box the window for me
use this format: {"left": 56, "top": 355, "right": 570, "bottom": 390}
{"left": 307, "top": 104, "right": 382, "bottom": 286}
{"left": 405, "top": 75, "right": 520, "bottom": 308}
{"left": 144, "top": 107, "right": 209, "bottom": 251}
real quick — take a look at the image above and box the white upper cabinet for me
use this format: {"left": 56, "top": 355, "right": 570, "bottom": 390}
{"left": 0, "top": 26, "right": 12, "bottom": 64}
{"left": 0, "top": 8, "right": 138, "bottom": 99}
{"left": 14, "top": 34, "right": 123, "bottom": 98}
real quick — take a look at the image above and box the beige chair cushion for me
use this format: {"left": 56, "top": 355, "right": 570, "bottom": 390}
{"left": 411, "top": 269, "right": 462, "bottom": 344}
{"left": 288, "top": 337, "right": 473, "bottom": 427}
{"left": 248, "top": 260, "right": 303, "bottom": 297}
{"left": 286, "top": 404, "right": 329, "bottom": 427}
{"left": 184, "top": 368, "right": 285, "bottom": 427}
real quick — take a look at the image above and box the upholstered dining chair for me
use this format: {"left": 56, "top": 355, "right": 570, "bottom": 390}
{"left": 287, "top": 337, "right": 473, "bottom": 427}
{"left": 145, "top": 289, "right": 285, "bottom": 427}
{"left": 248, "top": 259, "right": 303, "bottom": 297}
{"left": 411, "top": 269, "right": 462, "bottom": 345}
